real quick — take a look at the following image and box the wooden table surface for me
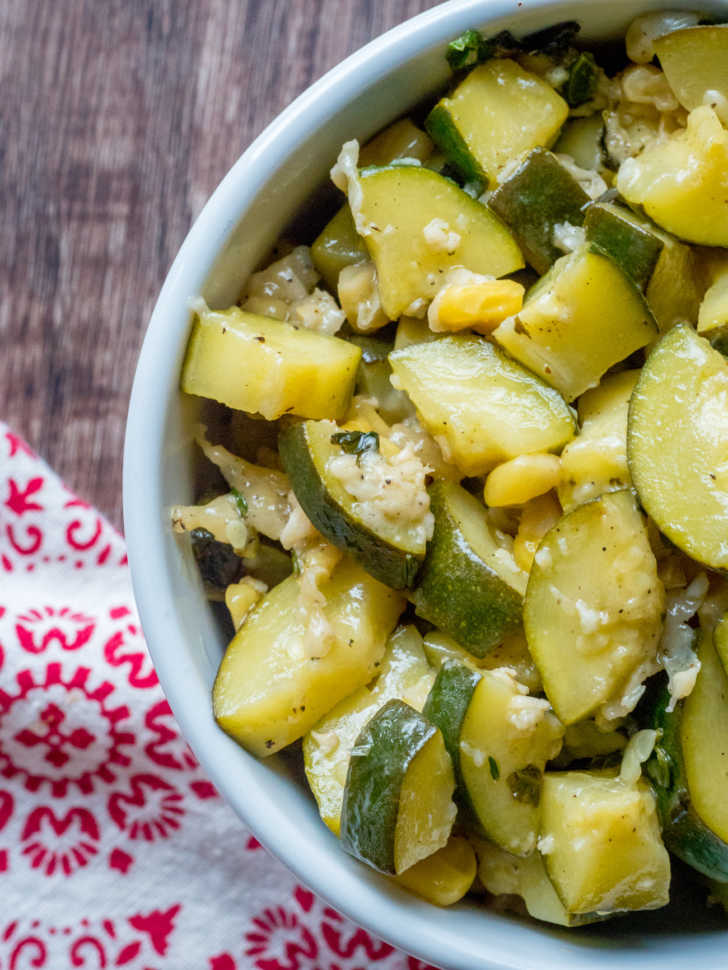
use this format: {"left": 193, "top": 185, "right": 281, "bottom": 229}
{"left": 2, "top": 0, "right": 440, "bottom": 531}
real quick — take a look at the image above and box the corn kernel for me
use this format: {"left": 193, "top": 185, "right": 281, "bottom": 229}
{"left": 513, "top": 492, "right": 562, "bottom": 572}
{"left": 429, "top": 279, "right": 524, "bottom": 334}
{"left": 225, "top": 577, "right": 267, "bottom": 631}
{"left": 485, "top": 454, "right": 562, "bottom": 508}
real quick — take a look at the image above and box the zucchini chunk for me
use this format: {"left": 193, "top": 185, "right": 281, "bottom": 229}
{"left": 698, "top": 266, "right": 728, "bottom": 352}
{"left": 628, "top": 324, "right": 728, "bottom": 570}
{"left": 340, "top": 699, "right": 456, "bottom": 875}
{"left": 715, "top": 612, "right": 728, "bottom": 677}
{"left": 425, "top": 661, "right": 564, "bottom": 854}
{"left": 413, "top": 481, "right": 527, "bottom": 656}
{"left": 394, "top": 316, "right": 442, "bottom": 350}
{"left": 553, "top": 114, "right": 605, "bottom": 172}
{"left": 645, "top": 652, "right": 728, "bottom": 882}
{"left": 583, "top": 202, "right": 664, "bottom": 292}
{"left": 424, "top": 629, "right": 542, "bottom": 694}
{"left": 493, "top": 245, "right": 657, "bottom": 401}
{"left": 311, "top": 205, "right": 368, "bottom": 291}
{"left": 357, "top": 165, "right": 523, "bottom": 319}
{"left": 358, "top": 117, "right": 434, "bottom": 168}
{"left": 488, "top": 148, "right": 591, "bottom": 275}
{"left": 558, "top": 370, "right": 639, "bottom": 512}
{"left": 540, "top": 771, "right": 670, "bottom": 915}
{"left": 475, "top": 839, "right": 604, "bottom": 927}
{"left": 616, "top": 105, "right": 728, "bottom": 247}
{"left": 181, "top": 305, "right": 360, "bottom": 421}
{"left": 389, "top": 335, "right": 575, "bottom": 476}
{"left": 524, "top": 490, "right": 664, "bottom": 725}
{"left": 426, "top": 59, "right": 569, "bottom": 188}
{"left": 279, "top": 420, "right": 430, "bottom": 588}
{"left": 583, "top": 202, "right": 701, "bottom": 330}
{"left": 303, "top": 625, "right": 435, "bottom": 835}
{"left": 212, "top": 558, "right": 404, "bottom": 756}
{"left": 654, "top": 26, "right": 728, "bottom": 125}
{"left": 395, "top": 836, "right": 476, "bottom": 907}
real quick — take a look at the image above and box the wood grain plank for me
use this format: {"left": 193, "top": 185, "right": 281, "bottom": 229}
{"left": 0, "top": 0, "right": 441, "bottom": 529}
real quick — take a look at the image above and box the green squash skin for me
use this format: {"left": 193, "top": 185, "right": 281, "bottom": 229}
{"left": 643, "top": 678, "right": 728, "bottom": 882}
{"left": 412, "top": 481, "right": 523, "bottom": 657}
{"left": 584, "top": 203, "right": 664, "bottom": 292}
{"left": 278, "top": 422, "right": 423, "bottom": 590}
{"left": 488, "top": 148, "right": 591, "bottom": 275}
{"left": 340, "top": 699, "right": 436, "bottom": 874}
{"left": 423, "top": 661, "right": 484, "bottom": 835}
{"left": 425, "top": 103, "right": 486, "bottom": 187}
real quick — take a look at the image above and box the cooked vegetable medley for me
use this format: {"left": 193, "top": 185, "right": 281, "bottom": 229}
{"left": 174, "top": 12, "right": 728, "bottom": 925}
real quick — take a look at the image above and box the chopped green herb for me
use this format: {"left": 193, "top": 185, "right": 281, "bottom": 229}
{"left": 488, "top": 756, "right": 500, "bottom": 780}
{"left": 230, "top": 487, "right": 248, "bottom": 518}
{"left": 331, "top": 430, "right": 380, "bottom": 461}
{"left": 446, "top": 28, "right": 488, "bottom": 71}
{"left": 445, "top": 28, "right": 521, "bottom": 71}
{"left": 507, "top": 765, "right": 542, "bottom": 805}
{"left": 565, "top": 51, "right": 598, "bottom": 107}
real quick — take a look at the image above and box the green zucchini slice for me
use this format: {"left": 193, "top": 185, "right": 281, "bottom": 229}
{"left": 389, "top": 335, "right": 575, "bottom": 476}
{"left": 357, "top": 165, "right": 523, "bottom": 319}
{"left": 540, "top": 771, "right": 670, "bottom": 915}
{"left": 654, "top": 26, "right": 728, "bottom": 125}
{"left": 558, "top": 369, "right": 639, "bottom": 512}
{"left": 524, "top": 490, "right": 664, "bottom": 725}
{"left": 395, "top": 836, "right": 476, "bottom": 907}
{"left": 645, "top": 652, "right": 728, "bottom": 882}
{"left": 423, "top": 629, "right": 542, "bottom": 694}
{"left": 493, "top": 245, "right": 657, "bottom": 401}
{"left": 583, "top": 202, "right": 701, "bottom": 330}
{"left": 212, "top": 558, "right": 404, "bottom": 756}
{"left": 628, "top": 324, "right": 728, "bottom": 571}
{"left": 303, "top": 625, "right": 435, "bottom": 836}
{"left": 182, "top": 305, "right": 360, "bottom": 421}
{"left": 488, "top": 148, "right": 591, "bottom": 275}
{"left": 340, "top": 699, "right": 456, "bottom": 875}
{"left": 413, "top": 481, "right": 526, "bottom": 656}
{"left": 279, "top": 420, "right": 429, "bottom": 588}
{"left": 553, "top": 114, "right": 605, "bottom": 172}
{"left": 616, "top": 104, "right": 728, "bottom": 247}
{"left": 583, "top": 202, "right": 664, "bottom": 291}
{"left": 355, "top": 359, "right": 414, "bottom": 424}
{"left": 714, "top": 612, "right": 728, "bottom": 678}
{"left": 475, "top": 839, "right": 604, "bottom": 927}
{"left": 683, "top": 629, "right": 728, "bottom": 854}
{"left": 311, "top": 205, "right": 368, "bottom": 291}
{"left": 698, "top": 267, "right": 728, "bottom": 352}
{"left": 425, "top": 59, "right": 568, "bottom": 187}
{"left": 425, "top": 661, "right": 563, "bottom": 854}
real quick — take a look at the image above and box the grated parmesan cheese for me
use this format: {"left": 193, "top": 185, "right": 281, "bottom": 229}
{"left": 537, "top": 834, "right": 555, "bottom": 855}
{"left": 552, "top": 221, "right": 586, "bottom": 254}
{"left": 508, "top": 694, "right": 551, "bottom": 732}
{"left": 659, "top": 572, "right": 708, "bottom": 711}
{"left": 422, "top": 218, "right": 461, "bottom": 254}
{"left": 326, "top": 442, "right": 434, "bottom": 547}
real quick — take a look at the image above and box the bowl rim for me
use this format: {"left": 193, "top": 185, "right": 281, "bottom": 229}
{"left": 123, "top": 1, "right": 724, "bottom": 967}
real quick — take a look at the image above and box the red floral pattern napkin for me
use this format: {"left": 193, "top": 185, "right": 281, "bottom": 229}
{"left": 0, "top": 423, "right": 438, "bottom": 970}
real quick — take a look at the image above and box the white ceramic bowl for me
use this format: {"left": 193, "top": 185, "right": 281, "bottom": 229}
{"left": 124, "top": 1, "right": 728, "bottom": 966}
